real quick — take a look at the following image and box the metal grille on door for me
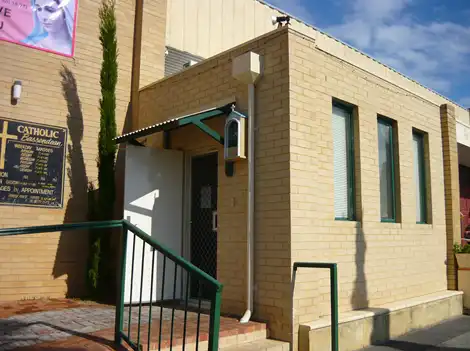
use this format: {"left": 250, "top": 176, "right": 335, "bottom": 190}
{"left": 190, "top": 153, "right": 218, "bottom": 299}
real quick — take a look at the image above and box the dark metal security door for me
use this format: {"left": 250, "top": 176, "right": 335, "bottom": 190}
{"left": 190, "top": 153, "right": 218, "bottom": 299}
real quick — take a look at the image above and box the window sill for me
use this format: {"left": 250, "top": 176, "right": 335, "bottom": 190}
{"left": 378, "top": 221, "right": 402, "bottom": 229}
{"left": 413, "top": 223, "right": 434, "bottom": 232}
{"left": 332, "top": 219, "right": 362, "bottom": 228}
{"left": 377, "top": 222, "right": 434, "bottom": 232}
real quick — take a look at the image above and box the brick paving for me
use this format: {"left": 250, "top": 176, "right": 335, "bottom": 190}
{"left": 0, "top": 307, "right": 137, "bottom": 350}
{"left": 0, "top": 299, "right": 108, "bottom": 319}
{"left": 0, "top": 302, "right": 265, "bottom": 350}
{"left": 13, "top": 327, "right": 124, "bottom": 351}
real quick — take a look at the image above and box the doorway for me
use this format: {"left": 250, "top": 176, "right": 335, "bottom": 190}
{"left": 190, "top": 153, "right": 218, "bottom": 299}
{"left": 460, "top": 165, "right": 470, "bottom": 242}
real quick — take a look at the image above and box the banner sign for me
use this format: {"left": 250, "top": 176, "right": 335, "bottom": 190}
{"left": 0, "top": 118, "right": 67, "bottom": 208}
{"left": 0, "top": 0, "right": 78, "bottom": 57}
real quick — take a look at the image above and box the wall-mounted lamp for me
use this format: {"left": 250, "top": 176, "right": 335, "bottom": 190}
{"left": 11, "top": 80, "right": 22, "bottom": 104}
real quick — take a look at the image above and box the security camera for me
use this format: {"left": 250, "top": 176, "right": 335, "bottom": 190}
{"left": 271, "top": 15, "right": 290, "bottom": 28}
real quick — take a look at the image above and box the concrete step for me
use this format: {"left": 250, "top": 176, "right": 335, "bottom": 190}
{"left": 299, "top": 291, "right": 462, "bottom": 351}
{"left": 219, "top": 327, "right": 269, "bottom": 348}
{"left": 221, "top": 338, "right": 290, "bottom": 351}
{"left": 158, "top": 320, "right": 268, "bottom": 351}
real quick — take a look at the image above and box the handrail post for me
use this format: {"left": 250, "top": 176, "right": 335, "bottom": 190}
{"left": 330, "top": 264, "right": 338, "bottom": 351}
{"left": 208, "top": 287, "right": 222, "bottom": 351}
{"left": 293, "top": 262, "right": 339, "bottom": 351}
{"left": 115, "top": 224, "right": 128, "bottom": 345}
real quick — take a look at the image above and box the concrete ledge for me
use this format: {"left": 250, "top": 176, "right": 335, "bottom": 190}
{"left": 299, "top": 291, "right": 463, "bottom": 351}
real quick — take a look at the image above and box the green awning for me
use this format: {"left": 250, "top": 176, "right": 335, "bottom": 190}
{"left": 114, "top": 102, "right": 237, "bottom": 145}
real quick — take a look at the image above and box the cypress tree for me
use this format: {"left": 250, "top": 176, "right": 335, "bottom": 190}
{"left": 88, "top": 0, "right": 118, "bottom": 296}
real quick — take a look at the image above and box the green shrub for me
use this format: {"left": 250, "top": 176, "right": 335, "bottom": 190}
{"left": 453, "top": 243, "right": 470, "bottom": 254}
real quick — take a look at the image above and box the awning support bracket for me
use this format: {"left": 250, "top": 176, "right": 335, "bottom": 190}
{"left": 193, "top": 120, "right": 224, "bottom": 145}
{"left": 128, "top": 139, "right": 145, "bottom": 147}
{"left": 177, "top": 111, "right": 225, "bottom": 145}
{"left": 115, "top": 102, "right": 235, "bottom": 145}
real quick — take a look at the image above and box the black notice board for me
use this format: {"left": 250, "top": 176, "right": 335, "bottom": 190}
{"left": 0, "top": 118, "right": 67, "bottom": 208}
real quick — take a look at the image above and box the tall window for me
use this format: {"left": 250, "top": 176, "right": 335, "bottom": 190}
{"left": 378, "top": 117, "right": 396, "bottom": 222}
{"left": 413, "top": 131, "right": 427, "bottom": 223}
{"left": 332, "top": 103, "right": 355, "bottom": 220}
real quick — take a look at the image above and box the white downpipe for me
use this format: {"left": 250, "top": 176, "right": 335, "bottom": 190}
{"left": 240, "top": 83, "right": 255, "bottom": 324}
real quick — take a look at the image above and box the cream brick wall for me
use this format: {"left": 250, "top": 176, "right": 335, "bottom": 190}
{"left": 138, "top": 27, "right": 456, "bottom": 345}
{"left": 440, "top": 104, "right": 461, "bottom": 290}
{"left": 287, "top": 28, "right": 448, "bottom": 339}
{"left": 138, "top": 29, "right": 292, "bottom": 341}
{"left": 0, "top": 0, "right": 166, "bottom": 300}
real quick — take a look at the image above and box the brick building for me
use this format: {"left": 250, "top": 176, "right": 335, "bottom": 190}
{"left": 1, "top": 0, "right": 470, "bottom": 349}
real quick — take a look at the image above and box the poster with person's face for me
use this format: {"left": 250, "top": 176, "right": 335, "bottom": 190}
{"left": 0, "top": 0, "right": 78, "bottom": 57}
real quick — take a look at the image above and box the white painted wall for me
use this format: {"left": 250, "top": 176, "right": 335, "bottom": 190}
{"left": 457, "top": 120, "right": 470, "bottom": 168}
{"left": 458, "top": 121, "right": 470, "bottom": 149}
{"left": 166, "top": 0, "right": 277, "bottom": 58}
{"left": 123, "top": 145, "right": 184, "bottom": 303}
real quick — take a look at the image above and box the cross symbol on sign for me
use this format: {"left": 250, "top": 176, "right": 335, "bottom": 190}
{"left": 0, "top": 121, "right": 18, "bottom": 170}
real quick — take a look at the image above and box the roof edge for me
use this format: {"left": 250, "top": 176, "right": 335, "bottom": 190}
{"left": 140, "top": 27, "right": 289, "bottom": 93}
{"left": 256, "top": 0, "right": 467, "bottom": 111}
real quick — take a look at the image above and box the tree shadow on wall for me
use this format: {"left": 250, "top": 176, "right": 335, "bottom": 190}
{"left": 52, "top": 65, "right": 89, "bottom": 298}
{"left": 351, "top": 228, "right": 368, "bottom": 310}
{"left": 352, "top": 226, "right": 391, "bottom": 346}
{"left": 115, "top": 103, "right": 133, "bottom": 223}
{"left": 110, "top": 103, "right": 133, "bottom": 294}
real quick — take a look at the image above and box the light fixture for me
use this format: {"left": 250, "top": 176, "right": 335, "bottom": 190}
{"left": 12, "top": 80, "right": 22, "bottom": 102}
{"left": 271, "top": 15, "right": 290, "bottom": 28}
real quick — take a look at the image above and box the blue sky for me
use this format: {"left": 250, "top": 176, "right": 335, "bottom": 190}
{"left": 265, "top": 0, "right": 470, "bottom": 107}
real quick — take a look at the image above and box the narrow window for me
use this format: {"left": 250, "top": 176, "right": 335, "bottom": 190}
{"left": 378, "top": 118, "right": 396, "bottom": 222}
{"left": 413, "top": 131, "right": 427, "bottom": 223}
{"left": 226, "top": 120, "right": 239, "bottom": 148}
{"left": 332, "top": 103, "right": 355, "bottom": 220}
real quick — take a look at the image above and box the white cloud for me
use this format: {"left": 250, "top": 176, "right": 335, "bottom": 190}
{"left": 352, "top": 0, "right": 411, "bottom": 22}
{"left": 328, "top": 19, "right": 373, "bottom": 47}
{"left": 326, "top": 0, "right": 470, "bottom": 94}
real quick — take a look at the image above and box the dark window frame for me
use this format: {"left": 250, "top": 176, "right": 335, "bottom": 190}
{"left": 378, "top": 117, "right": 397, "bottom": 223}
{"left": 413, "top": 130, "right": 427, "bottom": 224}
{"left": 333, "top": 101, "right": 356, "bottom": 221}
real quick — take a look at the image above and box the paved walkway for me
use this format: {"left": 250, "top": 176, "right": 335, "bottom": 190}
{"left": 0, "top": 299, "right": 107, "bottom": 319}
{"left": 361, "top": 315, "right": 470, "bottom": 351}
{"left": 0, "top": 301, "right": 264, "bottom": 350}
{"left": 0, "top": 306, "right": 150, "bottom": 350}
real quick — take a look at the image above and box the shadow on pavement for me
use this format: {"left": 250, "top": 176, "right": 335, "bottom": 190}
{"left": 382, "top": 340, "right": 470, "bottom": 351}
{"left": 0, "top": 318, "right": 120, "bottom": 350}
{"left": 365, "top": 315, "right": 470, "bottom": 351}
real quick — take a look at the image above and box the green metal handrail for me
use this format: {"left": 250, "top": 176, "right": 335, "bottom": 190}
{"left": 122, "top": 220, "right": 221, "bottom": 287}
{"left": 293, "top": 262, "right": 338, "bottom": 351}
{"left": 0, "top": 220, "right": 223, "bottom": 351}
{"left": 0, "top": 220, "right": 124, "bottom": 237}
